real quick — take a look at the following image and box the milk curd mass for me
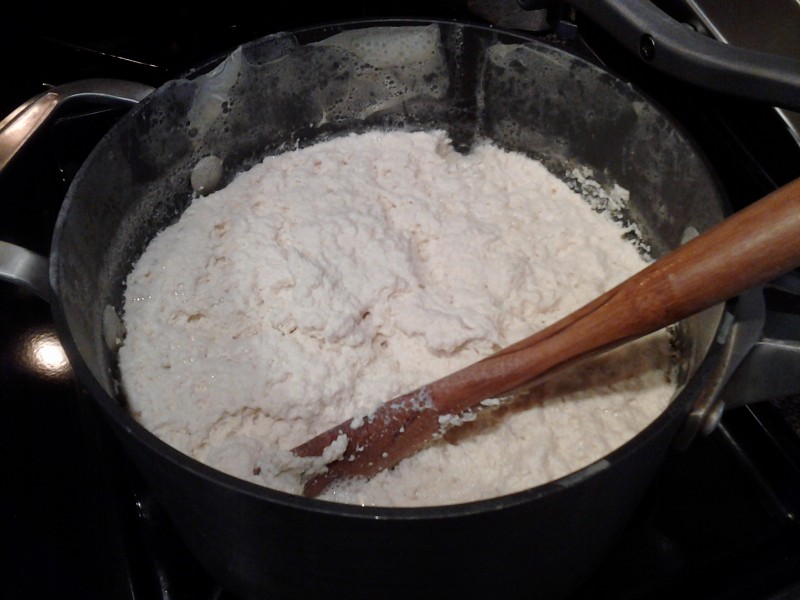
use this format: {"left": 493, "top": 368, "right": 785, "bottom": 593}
{"left": 117, "top": 130, "right": 677, "bottom": 507}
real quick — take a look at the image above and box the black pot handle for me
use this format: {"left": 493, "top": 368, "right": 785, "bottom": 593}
{"left": 718, "top": 274, "right": 800, "bottom": 408}
{"left": 674, "top": 276, "right": 800, "bottom": 449}
{"left": 0, "top": 79, "right": 154, "bottom": 298}
{"left": 554, "top": 0, "right": 800, "bottom": 110}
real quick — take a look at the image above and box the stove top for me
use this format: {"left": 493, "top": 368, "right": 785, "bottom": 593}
{"left": 2, "top": 3, "right": 800, "bottom": 599}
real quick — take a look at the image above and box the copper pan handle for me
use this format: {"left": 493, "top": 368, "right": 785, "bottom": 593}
{"left": 0, "top": 79, "right": 153, "bottom": 174}
{"left": 0, "top": 79, "right": 153, "bottom": 298}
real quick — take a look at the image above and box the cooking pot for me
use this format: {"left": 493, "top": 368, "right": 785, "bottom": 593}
{"left": 1, "top": 15, "right": 799, "bottom": 599}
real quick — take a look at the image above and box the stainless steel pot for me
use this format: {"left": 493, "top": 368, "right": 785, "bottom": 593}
{"left": 1, "top": 17, "right": 798, "bottom": 599}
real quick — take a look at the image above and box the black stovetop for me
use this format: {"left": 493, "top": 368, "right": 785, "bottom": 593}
{"left": 2, "top": 3, "right": 800, "bottom": 599}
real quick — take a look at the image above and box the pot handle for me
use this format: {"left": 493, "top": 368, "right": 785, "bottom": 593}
{"left": 529, "top": 0, "right": 800, "bottom": 111}
{"left": 0, "top": 79, "right": 154, "bottom": 298}
{"left": 0, "top": 78, "right": 154, "bottom": 172}
{"left": 718, "top": 273, "right": 800, "bottom": 408}
{"left": 0, "top": 241, "right": 50, "bottom": 300}
{"left": 674, "top": 275, "right": 800, "bottom": 448}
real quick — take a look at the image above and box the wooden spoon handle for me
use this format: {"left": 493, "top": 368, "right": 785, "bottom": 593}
{"left": 439, "top": 175, "right": 800, "bottom": 412}
{"left": 295, "top": 178, "right": 800, "bottom": 497}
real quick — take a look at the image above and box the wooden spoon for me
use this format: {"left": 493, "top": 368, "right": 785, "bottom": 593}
{"left": 293, "top": 177, "right": 800, "bottom": 498}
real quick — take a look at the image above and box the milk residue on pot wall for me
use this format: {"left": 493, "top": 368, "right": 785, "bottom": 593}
{"left": 176, "top": 24, "right": 450, "bottom": 198}
{"left": 117, "top": 129, "right": 677, "bottom": 507}
{"left": 186, "top": 47, "right": 243, "bottom": 140}
{"left": 313, "top": 25, "right": 449, "bottom": 121}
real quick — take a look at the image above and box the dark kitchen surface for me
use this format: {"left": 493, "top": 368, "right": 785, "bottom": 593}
{"left": 2, "top": 2, "right": 800, "bottom": 599}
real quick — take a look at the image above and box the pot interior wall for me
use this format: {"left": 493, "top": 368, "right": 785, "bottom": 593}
{"left": 53, "top": 19, "right": 725, "bottom": 430}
